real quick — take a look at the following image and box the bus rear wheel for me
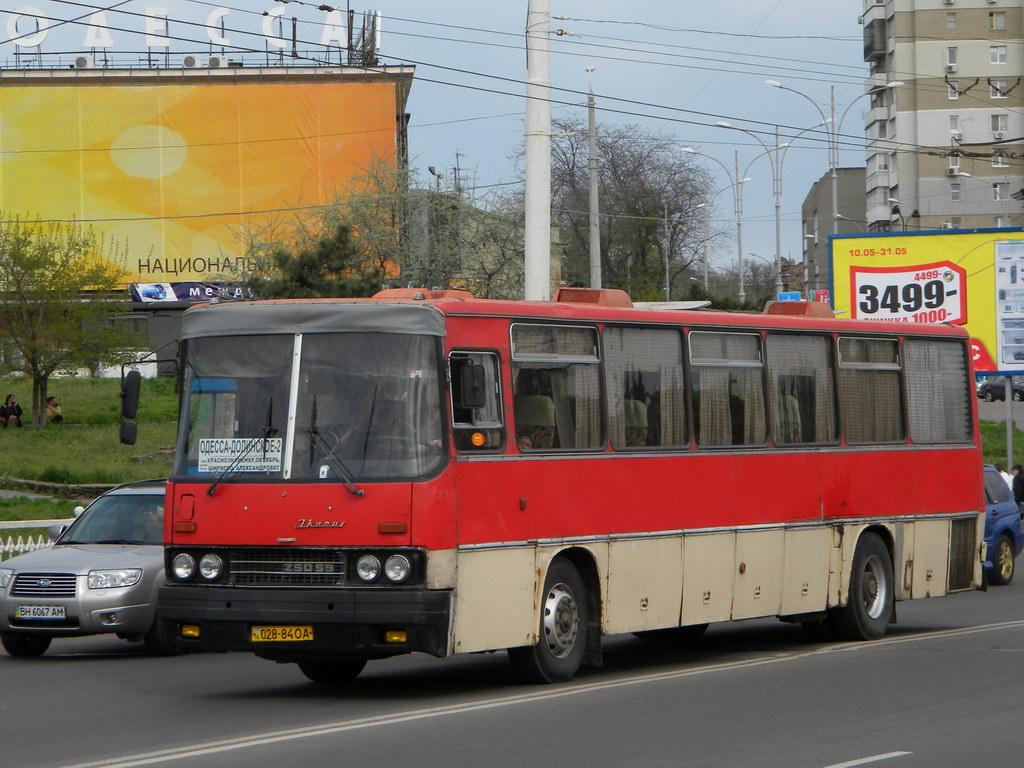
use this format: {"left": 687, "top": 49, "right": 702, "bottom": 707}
{"left": 508, "top": 559, "right": 589, "bottom": 683}
{"left": 298, "top": 659, "right": 367, "bottom": 683}
{"left": 829, "top": 532, "right": 893, "bottom": 641}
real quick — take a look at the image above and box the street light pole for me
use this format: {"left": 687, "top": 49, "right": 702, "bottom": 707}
{"left": 773, "top": 124, "right": 783, "bottom": 294}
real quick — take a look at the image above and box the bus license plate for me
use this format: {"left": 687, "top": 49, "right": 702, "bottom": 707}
{"left": 15, "top": 605, "right": 66, "bottom": 620}
{"left": 250, "top": 625, "right": 314, "bottom": 642}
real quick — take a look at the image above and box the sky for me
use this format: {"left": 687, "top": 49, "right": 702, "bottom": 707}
{"left": 0, "top": 0, "right": 865, "bottom": 280}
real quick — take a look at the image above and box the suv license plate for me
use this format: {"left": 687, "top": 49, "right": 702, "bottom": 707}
{"left": 15, "top": 605, "right": 66, "bottom": 620}
{"left": 250, "top": 625, "right": 314, "bottom": 642}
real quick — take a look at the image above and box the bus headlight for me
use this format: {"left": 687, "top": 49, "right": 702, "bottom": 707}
{"left": 385, "top": 555, "right": 411, "bottom": 583}
{"left": 356, "top": 554, "right": 380, "bottom": 582}
{"left": 172, "top": 553, "right": 196, "bottom": 581}
{"left": 199, "top": 553, "right": 223, "bottom": 580}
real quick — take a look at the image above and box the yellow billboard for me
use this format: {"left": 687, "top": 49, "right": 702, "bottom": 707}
{"left": 831, "top": 229, "right": 1024, "bottom": 374}
{"left": 0, "top": 80, "right": 399, "bottom": 282}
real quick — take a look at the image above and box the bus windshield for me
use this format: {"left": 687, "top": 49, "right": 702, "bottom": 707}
{"left": 174, "top": 332, "right": 444, "bottom": 482}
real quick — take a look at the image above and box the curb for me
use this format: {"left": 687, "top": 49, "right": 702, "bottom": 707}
{"left": 0, "top": 478, "right": 116, "bottom": 500}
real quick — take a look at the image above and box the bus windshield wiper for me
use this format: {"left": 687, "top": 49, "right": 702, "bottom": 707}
{"left": 308, "top": 395, "right": 364, "bottom": 497}
{"left": 207, "top": 397, "right": 277, "bottom": 497}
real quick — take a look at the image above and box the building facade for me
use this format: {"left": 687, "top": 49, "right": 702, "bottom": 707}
{"left": 801, "top": 167, "right": 867, "bottom": 293}
{"left": 862, "top": 0, "right": 1024, "bottom": 231}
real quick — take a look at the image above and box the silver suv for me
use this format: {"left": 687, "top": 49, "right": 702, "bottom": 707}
{"left": 0, "top": 480, "right": 176, "bottom": 657}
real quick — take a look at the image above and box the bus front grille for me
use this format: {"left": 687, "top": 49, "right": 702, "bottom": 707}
{"left": 229, "top": 548, "right": 345, "bottom": 587}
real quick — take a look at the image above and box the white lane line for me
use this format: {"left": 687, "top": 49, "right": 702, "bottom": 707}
{"left": 59, "top": 620, "right": 1024, "bottom": 768}
{"left": 824, "top": 751, "right": 912, "bottom": 768}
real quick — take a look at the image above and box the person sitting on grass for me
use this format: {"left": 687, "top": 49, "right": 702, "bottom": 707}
{"left": 46, "top": 396, "right": 63, "bottom": 425}
{"left": 1, "top": 393, "right": 23, "bottom": 428}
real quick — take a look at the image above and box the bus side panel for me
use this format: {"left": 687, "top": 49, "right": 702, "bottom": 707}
{"left": 410, "top": 472, "right": 458, "bottom": 552}
{"left": 452, "top": 547, "right": 536, "bottom": 654}
{"left": 732, "top": 529, "right": 784, "bottom": 619}
{"left": 681, "top": 533, "right": 735, "bottom": 624}
{"left": 914, "top": 447, "right": 984, "bottom": 516}
{"left": 819, "top": 450, "right": 919, "bottom": 520}
{"left": 604, "top": 538, "right": 683, "bottom": 634}
{"left": 780, "top": 527, "right": 831, "bottom": 616}
{"left": 732, "top": 453, "right": 822, "bottom": 527}
{"left": 910, "top": 519, "right": 951, "bottom": 598}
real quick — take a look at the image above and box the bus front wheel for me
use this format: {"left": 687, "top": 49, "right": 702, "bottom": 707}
{"left": 829, "top": 532, "right": 894, "bottom": 641}
{"left": 508, "top": 559, "right": 589, "bottom": 683}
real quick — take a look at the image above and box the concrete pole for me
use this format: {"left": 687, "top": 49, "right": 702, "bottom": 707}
{"left": 587, "top": 67, "right": 601, "bottom": 289}
{"left": 773, "top": 124, "right": 784, "bottom": 295}
{"left": 524, "top": 0, "right": 551, "bottom": 301}
{"left": 662, "top": 202, "right": 671, "bottom": 300}
{"left": 830, "top": 85, "right": 839, "bottom": 248}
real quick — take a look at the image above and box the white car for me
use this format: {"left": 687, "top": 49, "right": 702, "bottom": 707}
{"left": 0, "top": 480, "right": 176, "bottom": 657}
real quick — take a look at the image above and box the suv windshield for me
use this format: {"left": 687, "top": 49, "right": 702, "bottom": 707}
{"left": 60, "top": 494, "right": 164, "bottom": 545}
{"left": 174, "top": 332, "right": 444, "bottom": 482}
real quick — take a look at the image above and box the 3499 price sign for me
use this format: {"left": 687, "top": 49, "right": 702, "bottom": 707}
{"left": 850, "top": 261, "right": 967, "bottom": 325}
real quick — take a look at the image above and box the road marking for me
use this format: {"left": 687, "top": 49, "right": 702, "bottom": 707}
{"left": 824, "top": 752, "right": 912, "bottom": 768}
{"left": 59, "top": 619, "right": 1024, "bottom": 768}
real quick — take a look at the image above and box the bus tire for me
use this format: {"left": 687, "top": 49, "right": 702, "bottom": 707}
{"left": 298, "top": 659, "right": 367, "bottom": 683}
{"left": 829, "top": 532, "right": 893, "bottom": 641}
{"left": 1, "top": 632, "right": 51, "bottom": 657}
{"left": 508, "top": 559, "right": 588, "bottom": 683}
{"left": 989, "top": 534, "right": 1016, "bottom": 586}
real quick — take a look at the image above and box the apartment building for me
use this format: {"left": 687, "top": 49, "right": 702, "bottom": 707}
{"left": 862, "top": 0, "right": 1023, "bottom": 231}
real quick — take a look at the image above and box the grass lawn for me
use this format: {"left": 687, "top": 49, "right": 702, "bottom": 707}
{"left": 0, "top": 375, "right": 178, "bottom": 486}
{"left": 0, "top": 496, "right": 80, "bottom": 544}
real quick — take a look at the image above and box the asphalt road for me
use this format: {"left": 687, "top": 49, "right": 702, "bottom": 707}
{"left": 977, "top": 398, "right": 1024, "bottom": 424}
{"left": 4, "top": 581, "right": 1024, "bottom": 768}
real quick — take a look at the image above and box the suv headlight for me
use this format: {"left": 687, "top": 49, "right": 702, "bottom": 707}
{"left": 88, "top": 569, "right": 143, "bottom": 589}
{"left": 0, "top": 568, "right": 14, "bottom": 589}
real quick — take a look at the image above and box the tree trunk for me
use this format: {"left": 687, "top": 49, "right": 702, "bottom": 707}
{"left": 31, "top": 374, "right": 48, "bottom": 429}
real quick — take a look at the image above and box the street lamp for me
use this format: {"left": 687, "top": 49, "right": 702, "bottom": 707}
{"left": 765, "top": 79, "right": 903, "bottom": 249}
{"left": 716, "top": 119, "right": 829, "bottom": 298}
{"left": 683, "top": 146, "right": 752, "bottom": 302}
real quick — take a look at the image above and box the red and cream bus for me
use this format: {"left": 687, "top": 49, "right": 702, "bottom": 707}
{"left": 150, "top": 287, "right": 983, "bottom": 684}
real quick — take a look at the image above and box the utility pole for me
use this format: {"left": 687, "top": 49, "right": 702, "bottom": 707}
{"left": 524, "top": 0, "right": 551, "bottom": 301}
{"left": 773, "top": 124, "right": 784, "bottom": 295}
{"left": 587, "top": 66, "right": 601, "bottom": 289}
{"left": 662, "top": 202, "right": 671, "bottom": 301}
{"left": 735, "top": 150, "right": 745, "bottom": 304}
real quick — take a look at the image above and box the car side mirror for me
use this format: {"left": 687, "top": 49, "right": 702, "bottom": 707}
{"left": 48, "top": 524, "right": 67, "bottom": 541}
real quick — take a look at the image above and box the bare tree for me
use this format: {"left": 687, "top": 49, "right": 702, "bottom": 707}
{"left": 543, "top": 116, "right": 717, "bottom": 300}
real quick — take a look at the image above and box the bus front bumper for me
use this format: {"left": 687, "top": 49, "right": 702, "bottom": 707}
{"left": 158, "top": 585, "right": 452, "bottom": 660}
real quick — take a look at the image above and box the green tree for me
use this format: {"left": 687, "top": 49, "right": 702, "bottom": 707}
{"left": 246, "top": 223, "right": 383, "bottom": 299}
{"left": 0, "top": 215, "right": 139, "bottom": 427}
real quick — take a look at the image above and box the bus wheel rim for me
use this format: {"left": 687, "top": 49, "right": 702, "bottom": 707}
{"left": 542, "top": 582, "right": 579, "bottom": 659}
{"left": 862, "top": 554, "right": 888, "bottom": 620}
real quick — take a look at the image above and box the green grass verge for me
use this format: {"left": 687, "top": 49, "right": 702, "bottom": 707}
{"left": 0, "top": 376, "right": 178, "bottom": 485}
{"left": 980, "top": 419, "right": 1024, "bottom": 467}
{"left": 0, "top": 497, "right": 79, "bottom": 545}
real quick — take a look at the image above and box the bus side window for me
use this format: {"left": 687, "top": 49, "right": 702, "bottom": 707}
{"left": 689, "top": 331, "right": 766, "bottom": 447}
{"left": 766, "top": 333, "right": 837, "bottom": 446}
{"left": 904, "top": 338, "right": 972, "bottom": 444}
{"left": 838, "top": 337, "right": 904, "bottom": 444}
{"left": 449, "top": 352, "right": 504, "bottom": 451}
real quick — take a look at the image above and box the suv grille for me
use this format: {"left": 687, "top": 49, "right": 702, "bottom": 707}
{"left": 229, "top": 548, "right": 345, "bottom": 587}
{"left": 11, "top": 573, "right": 77, "bottom": 598}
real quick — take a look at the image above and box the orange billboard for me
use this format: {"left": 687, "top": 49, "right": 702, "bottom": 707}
{"left": 0, "top": 80, "right": 399, "bottom": 282}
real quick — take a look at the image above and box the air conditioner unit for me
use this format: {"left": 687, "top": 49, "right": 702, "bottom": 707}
{"left": 945, "top": 64, "right": 957, "bottom": 73}
{"left": 208, "top": 55, "right": 228, "bottom": 68}
{"left": 73, "top": 54, "right": 94, "bottom": 69}
{"left": 994, "top": 131, "right": 1005, "bottom": 140}
{"left": 946, "top": 167, "right": 959, "bottom": 176}
{"left": 952, "top": 132, "right": 964, "bottom": 141}
{"left": 941, "top": 223, "right": 955, "bottom": 229}
{"left": 182, "top": 54, "right": 202, "bottom": 69}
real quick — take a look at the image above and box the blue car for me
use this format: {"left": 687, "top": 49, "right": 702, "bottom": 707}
{"left": 983, "top": 465, "right": 1024, "bottom": 586}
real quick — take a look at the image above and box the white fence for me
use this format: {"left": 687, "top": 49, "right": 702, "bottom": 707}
{"left": 0, "top": 520, "right": 64, "bottom": 561}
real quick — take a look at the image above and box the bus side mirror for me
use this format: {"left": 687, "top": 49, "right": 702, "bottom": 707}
{"left": 120, "top": 420, "right": 138, "bottom": 446}
{"left": 457, "top": 363, "right": 487, "bottom": 410}
{"left": 121, "top": 370, "right": 142, "bottom": 419}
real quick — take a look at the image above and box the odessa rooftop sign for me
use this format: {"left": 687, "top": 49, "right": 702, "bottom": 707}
{"left": 4, "top": 5, "right": 352, "bottom": 50}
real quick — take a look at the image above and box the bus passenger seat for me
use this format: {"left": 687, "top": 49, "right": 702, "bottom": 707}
{"left": 514, "top": 395, "right": 557, "bottom": 449}
{"left": 623, "top": 399, "right": 648, "bottom": 446}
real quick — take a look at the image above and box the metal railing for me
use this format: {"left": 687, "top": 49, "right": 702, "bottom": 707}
{"left": 0, "top": 520, "right": 65, "bottom": 561}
